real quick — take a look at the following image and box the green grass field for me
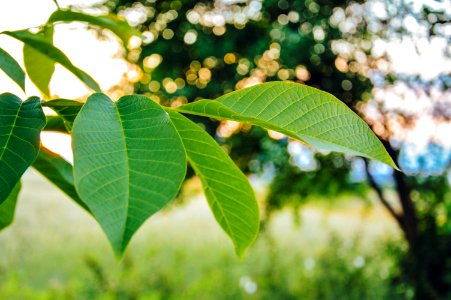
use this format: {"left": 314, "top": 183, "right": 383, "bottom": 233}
{"left": 0, "top": 170, "right": 402, "bottom": 299}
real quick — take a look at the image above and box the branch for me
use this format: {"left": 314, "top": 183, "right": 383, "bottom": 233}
{"left": 364, "top": 158, "right": 404, "bottom": 229}
{"left": 52, "top": 0, "right": 60, "bottom": 9}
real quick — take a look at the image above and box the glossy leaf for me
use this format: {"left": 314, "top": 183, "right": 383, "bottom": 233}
{"left": 72, "top": 94, "right": 186, "bottom": 255}
{"left": 48, "top": 10, "right": 141, "bottom": 45}
{"left": 0, "top": 93, "right": 45, "bottom": 204}
{"left": 0, "top": 182, "right": 21, "bottom": 231}
{"left": 168, "top": 111, "right": 259, "bottom": 258}
{"left": 177, "top": 82, "right": 397, "bottom": 168}
{"left": 0, "top": 47, "right": 25, "bottom": 91}
{"left": 23, "top": 26, "right": 55, "bottom": 97}
{"left": 32, "top": 146, "right": 89, "bottom": 212}
{"left": 3, "top": 30, "right": 100, "bottom": 92}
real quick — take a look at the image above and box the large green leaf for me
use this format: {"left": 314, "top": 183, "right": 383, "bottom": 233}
{"left": 3, "top": 30, "right": 100, "bottom": 92}
{"left": 23, "top": 26, "right": 55, "bottom": 97}
{"left": 0, "top": 47, "right": 25, "bottom": 91}
{"left": 168, "top": 111, "right": 259, "bottom": 258}
{"left": 0, "top": 182, "right": 21, "bottom": 231}
{"left": 0, "top": 93, "right": 45, "bottom": 204}
{"left": 177, "top": 82, "right": 397, "bottom": 168}
{"left": 32, "top": 146, "right": 89, "bottom": 212}
{"left": 48, "top": 10, "right": 141, "bottom": 45}
{"left": 72, "top": 94, "right": 187, "bottom": 255}
{"left": 42, "top": 99, "right": 83, "bottom": 132}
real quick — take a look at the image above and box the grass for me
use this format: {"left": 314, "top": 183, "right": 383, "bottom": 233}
{"left": 0, "top": 170, "right": 402, "bottom": 299}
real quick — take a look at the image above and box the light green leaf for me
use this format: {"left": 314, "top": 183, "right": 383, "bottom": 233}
{"left": 0, "top": 93, "right": 45, "bottom": 204}
{"left": 42, "top": 99, "right": 83, "bottom": 132}
{"left": 168, "top": 111, "right": 259, "bottom": 258}
{"left": 177, "top": 82, "right": 397, "bottom": 168}
{"left": 32, "top": 146, "right": 89, "bottom": 213}
{"left": 48, "top": 10, "right": 141, "bottom": 45}
{"left": 0, "top": 182, "right": 21, "bottom": 231}
{"left": 0, "top": 47, "right": 25, "bottom": 91}
{"left": 23, "top": 26, "right": 55, "bottom": 97}
{"left": 3, "top": 30, "right": 100, "bottom": 92}
{"left": 72, "top": 94, "right": 187, "bottom": 256}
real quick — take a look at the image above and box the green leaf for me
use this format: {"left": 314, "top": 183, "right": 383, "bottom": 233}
{"left": 23, "top": 26, "right": 55, "bottom": 97}
{"left": 72, "top": 94, "right": 187, "bottom": 256}
{"left": 0, "top": 47, "right": 25, "bottom": 91}
{"left": 0, "top": 93, "right": 45, "bottom": 204}
{"left": 44, "top": 115, "right": 68, "bottom": 133}
{"left": 0, "top": 182, "right": 21, "bottom": 231}
{"left": 3, "top": 30, "right": 100, "bottom": 92}
{"left": 48, "top": 10, "right": 141, "bottom": 45}
{"left": 168, "top": 111, "right": 259, "bottom": 258}
{"left": 42, "top": 99, "right": 83, "bottom": 132}
{"left": 177, "top": 82, "right": 397, "bottom": 169}
{"left": 32, "top": 146, "right": 89, "bottom": 213}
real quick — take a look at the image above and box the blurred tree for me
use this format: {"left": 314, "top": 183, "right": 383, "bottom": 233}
{"left": 86, "top": 0, "right": 450, "bottom": 298}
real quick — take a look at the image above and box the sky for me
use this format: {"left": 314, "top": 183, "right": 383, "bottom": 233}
{"left": 0, "top": 0, "right": 449, "bottom": 172}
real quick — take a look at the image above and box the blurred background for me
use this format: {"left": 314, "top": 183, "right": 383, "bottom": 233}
{"left": 0, "top": 0, "right": 450, "bottom": 299}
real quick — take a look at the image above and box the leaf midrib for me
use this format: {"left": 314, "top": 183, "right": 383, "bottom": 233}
{"left": 0, "top": 101, "right": 23, "bottom": 164}
{"left": 114, "top": 102, "right": 130, "bottom": 252}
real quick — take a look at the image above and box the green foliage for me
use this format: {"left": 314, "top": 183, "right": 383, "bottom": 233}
{"left": 23, "top": 26, "right": 55, "bottom": 98}
{"left": 0, "top": 94, "right": 45, "bottom": 204}
{"left": 72, "top": 94, "right": 187, "bottom": 255}
{"left": 3, "top": 30, "right": 100, "bottom": 92}
{"left": 0, "top": 182, "right": 20, "bottom": 230}
{"left": 178, "top": 82, "right": 396, "bottom": 169}
{"left": 168, "top": 111, "right": 259, "bottom": 257}
{"left": 0, "top": 47, "right": 25, "bottom": 91}
{"left": 0, "top": 6, "right": 395, "bottom": 258}
{"left": 48, "top": 10, "right": 141, "bottom": 45}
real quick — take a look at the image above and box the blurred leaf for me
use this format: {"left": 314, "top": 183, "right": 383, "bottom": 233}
{"left": 0, "top": 182, "right": 20, "bottom": 231}
{"left": 32, "top": 146, "right": 89, "bottom": 213}
{"left": 48, "top": 9, "right": 141, "bottom": 45}
{"left": 0, "top": 47, "right": 25, "bottom": 91}
{"left": 0, "top": 93, "right": 45, "bottom": 204}
{"left": 177, "top": 82, "right": 397, "bottom": 169}
{"left": 168, "top": 110, "right": 259, "bottom": 258}
{"left": 43, "top": 99, "right": 83, "bottom": 132}
{"left": 72, "top": 94, "right": 186, "bottom": 256}
{"left": 3, "top": 30, "right": 100, "bottom": 92}
{"left": 23, "top": 26, "right": 55, "bottom": 97}
{"left": 43, "top": 115, "right": 68, "bottom": 133}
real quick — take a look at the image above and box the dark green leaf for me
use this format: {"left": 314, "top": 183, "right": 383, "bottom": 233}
{"left": 0, "top": 93, "right": 45, "bottom": 204}
{"left": 168, "top": 111, "right": 259, "bottom": 258}
{"left": 3, "top": 30, "right": 100, "bottom": 92}
{"left": 0, "top": 47, "right": 25, "bottom": 91}
{"left": 177, "top": 82, "right": 397, "bottom": 169}
{"left": 72, "top": 94, "right": 186, "bottom": 256}
{"left": 0, "top": 182, "right": 21, "bottom": 231}
{"left": 32, "top": 146, "right": 89, "bottom": 212}
{"left": 48, "top": 10, "right": 141, "bottom": 45}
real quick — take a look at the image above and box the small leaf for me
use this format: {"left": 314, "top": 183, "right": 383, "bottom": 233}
{"left": 48, "top": 10, "right": 141, "bottom": 45}
{"left": 4, "top": 30, "right": 100, "bottom": 92}
{"left": 0, "top": 182, "right": 21, "bottom": 231}
{"left": 0, "top": 93, "right": 45, "bottom": 204}
{"left": 0, "top": 47, "right": 25, "bottom": 91}
{"left": 168, "top": 111, "right": 259, "bottom": 258}
{"left": 23, "top": 26, "right": 55, "bottom": 97}
{"left": 44, "top": 115, "right": 68, "bottom": 133}
{"left": 32, "top": 146, "right": 89, "bottom": 212}
{"left": 177, "top": 82, "right": 397, "bottom": 169}
{"left": 72, "top": 94, "right": 186, "bottom": 256}
{"left": 43, "top": 99, "right": 83, "bottom": 132}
